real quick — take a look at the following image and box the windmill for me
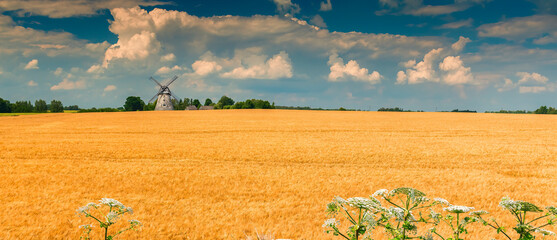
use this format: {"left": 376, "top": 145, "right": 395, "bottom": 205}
{"left": 148, "top": 75, "right": 180, "bottom": 111}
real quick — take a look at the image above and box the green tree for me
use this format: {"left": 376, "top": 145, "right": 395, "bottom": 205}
{"left": 204, "top": 98, "right": 213, "bottom": 106}
{"left": 143, "top": 101, "right": 156, "bottom": 111}
{"left": 192, "top": 99, "right": 201, "bottom": 108}
{"left": 34, "top": 99, "right": 47, "bottom": 113}
{"left": 13, "top": 101, "right": 34, "bottom": 113}
{"left": 0, "top": 98, "right": 11, "bottom": 113}
{"left": 217, "top": 95, "right": 234, "bottom": 108}
{"left": 123, "top": 96, "right": 145, "bottom": 111}
{"left": 50, "top": 100, "right": 64, "bottom": 113}
{"left": 535, "top": 106, "right": 548, "bottom": 114}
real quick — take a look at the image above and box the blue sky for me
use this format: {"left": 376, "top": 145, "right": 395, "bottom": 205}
{"left": 0, "top": 0, "right": 556, "bottom": 111}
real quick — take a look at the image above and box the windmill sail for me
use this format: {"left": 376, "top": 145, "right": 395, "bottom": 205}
{"left": 149, "top": 75, "right": 179, "bottom": 111}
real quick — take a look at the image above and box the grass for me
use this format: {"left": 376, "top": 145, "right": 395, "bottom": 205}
{"left": 0, "top": 110, "right": 556, "bottom": 239}
{"left": 0, "top": 110, "right": 78, "bottom": 116}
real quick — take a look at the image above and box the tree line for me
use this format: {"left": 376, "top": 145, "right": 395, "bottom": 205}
{"left": 0, "top": 98, "right": 65, "bottom": 113}
{"left": 121, "top": 95, "right": 275, "bottom": 111}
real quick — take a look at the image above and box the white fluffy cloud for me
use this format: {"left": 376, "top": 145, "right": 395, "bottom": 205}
{"left": 0, "top": 0, "right": 166, "bottom": 18}
{"left": 96, "top": 7, "right": 443, "bottom": 70}
{"left": 50, "top": 78, "right": 85, "bottom": 90}
{"left": 497, "top": 72, "right": 554, "bottom": 93}
{"left": 397, "top": 48, "right": 443, "bottom": 84}
{"left": 188, "top": 48, "right": 293, "bottom": 80}
{"left": 439, "top": 56, "right": 473, "bottom": 85}
{"left": 320, "top": 0, "right": 332, "bottom": 11}
{"left": 192, "top": 60, "right": 222, "bottom": 76}
{"left": 160, "top": 53, "right": 175, "bottom": 62}
{"left": 103, "top": 85, "right": 117, "bottom": 92}
{"left": 477, "top": 15, "right": 557, "bottom": 44}
{"left": 273, "top": 0, "right": 300, "bottom": 15}
{"left": 24, "top": 59, "right": 39, "bottom": 69}
{"left": 155, "top": 65, "right": 182, "bottom": 75}
{"left": 310, "top": 15, "right": 327, "bottom": 28}
{"left": 328, "top": 53, "right": 382, "bottom": 85}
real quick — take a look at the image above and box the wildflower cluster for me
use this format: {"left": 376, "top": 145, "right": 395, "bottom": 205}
{"left": 76, "top": 198, "right": 142, "bottom": 240}
{"left": 324, "top": 188, "right": 557, "bottom": 240}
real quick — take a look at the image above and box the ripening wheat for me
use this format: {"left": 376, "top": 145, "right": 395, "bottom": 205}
{"left": 0, "top": 110, "right": 556, "bottom": 239}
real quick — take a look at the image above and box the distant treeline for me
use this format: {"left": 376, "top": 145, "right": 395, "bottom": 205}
{"left": 0, "top": 98, "right": 65, "bottom": 113}
{"left": 377, "top": 107, "right": 424, "bottom": 112}
{"left": 485, "top": 106, "right": 557, "bottom": 114}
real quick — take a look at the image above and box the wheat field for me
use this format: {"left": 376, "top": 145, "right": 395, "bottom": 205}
{"left": 1, "top": 110, "right": 556, "bottom": 239}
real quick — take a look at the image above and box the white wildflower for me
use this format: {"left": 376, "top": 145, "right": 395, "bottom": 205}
{"left": 106, "top": 211, "right": 119, "bottom": 223}
{"left": 323, "top": 218, "right": 338, "bottom": 228}
{"left": 433, "top": 198, "right": 450, "bottom": 206}
{"left": 444, "top": 205, "right": 474, "bottom": 213}
{"left": 100, "top": 198, "right": 125, "bottom": 209}
{"left": 372, "top": 189, "right": 389, "bottom": 198}
{"left": 126, "top": 206, "right": 134, "bottom": 214}
{"left": 499, "top": 197, "right": 519, "bottom": 211}
{"left": 79, "top": 224, "right": 92, "bottom": 229}
{"left": 334, "top": 196, "right": 347, "bottom": 205}
{"left": 347, "top": 197, "right": 375, "bottom": 209}
{"left": 128, "top": 219, "right": 142, "bottom": 226}
{"left": 415, "top": 196, "right": 430, "bottom": 203}
{"left": 362, "top": 212, "right": 377, "bottom": 227}
{"left": 535, "top": 228, "right": 555, "bottom": 236}
{"left": 389, "top": 207, "right": 405, "bottom": 221}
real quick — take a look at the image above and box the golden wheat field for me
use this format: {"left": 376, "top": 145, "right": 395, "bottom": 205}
{"left": 1, "top": 110, "right": 557, "bottom": 239}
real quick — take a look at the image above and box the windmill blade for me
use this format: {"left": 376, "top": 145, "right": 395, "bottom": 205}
{"left": 148, "top": 93, "right": 159, "bottom": 103}
{"left": 150, "top": 77, "right": 163, "bottom": 87}
{"left": 165, "top": 75, "right": 178, "bottom": 87}
{"left": 170, "top": 92, "right": 180, "bottom": 101}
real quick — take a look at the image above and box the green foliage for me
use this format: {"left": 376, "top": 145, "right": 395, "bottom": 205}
{"left": 231, "top": 99, "right": 272, "bottom": 109}
{"left": 78, "top": 108, "right": 120, "bottom": 113}
{"left": 534, "top": 106, "right": 557, "bottom": 114}
{"left": 378, "top": 107, "right": 405, "bottom": 112}
{"left": 34, "top": 99, "right": 47, "bottom": 113}
{"left": 50, "top": 100, "right": 64, "bottom": 113}
{"left": 204, "top": 98, "right": 213, "bottom": 106}
{"left": 0, "top": 98, "right": 12, "bottom": 113}
{"left": 123, "top": 96, "right": 144, "bottom": 111}
{"left": 12, "top": 101, "right": 34, "bottom": 113}
{"left": 216, "top": 95, "right": 235, "bottom": 109}
{"left": 339, "top": 107, "right": 346, "bottom": 111}
{"left": 192, "top": 99, "right": 201, "bottom": 108}
{"left": 64, "top": 105, "right": 80, "bottom": 110}
{"left": 143, "top": 101, "right": 156, "bottom": 111}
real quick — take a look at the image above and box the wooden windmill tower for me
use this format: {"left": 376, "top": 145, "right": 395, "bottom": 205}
{"left": 148, "top": 75, "right": 179, "bottom": 111}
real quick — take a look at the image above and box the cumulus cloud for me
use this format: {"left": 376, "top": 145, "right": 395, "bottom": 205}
{"left": 87, "top": 64, "right": 103, "bottom": 74}
{"left": 53, "top": 67, "right": 63, "bottom": 76}
{"left": 27, "top": 80, "right": 38, "bottom": 86}
{"left": 376, "top": 0, "right": 488, "bottom": 16}
{"left": 0, "top": 15, "right": 108, "bottom": 57}
{"left": 477, "top": 15, "right": 557, "bottom": 44}
{"left": 327, "top": 53, "right": 382, "bottom": 85}
{"left": 96, "top": 7, "right": 443, "bottom": 69}
{"left": 273, "top": 0, "right": 300, "bottom": 15}
{"left": 439, "top": 18, "right": 473, "bottom": 29}
{"left": 397, "top": 48, "right": 443, "bottom": 84}
{"left": 0, "top": 0, "right": 167, "bottom": 18}
{"left": 192, "top": 60, "right": 222, "bottom": 76}
{"left": 50, "top": 78, "right": 86, "bottom": 90}
{"left": 497, "top": 72, "right": 554, "bottom": 93}
{"left": 220, "top": 51, "right": 293, "bottom": 79}
{"left": 155, "top": 65, "right": 182, "bottom": 75}
{"left": 160, "top": 53, "right": 175, "bottom": 62}
{"left": 24, "top": 59, "right": 39, "bottom": 69}
{"left": 310, "top": 15, "right": 327, "bottom": 28}
{"left": 516, "top": 71, "right": 548, "bottom": 84}
{"left": 319, "top": 0, "right": 332, "bottom": 11}
{"left": 103, "top": 85, "right": 117, "bottom": 92}
{"left": 438, "top": 56, "right": 473, "bottom": 85}
{"left": 451, "top": 36, "right": 471, "bottom": 52}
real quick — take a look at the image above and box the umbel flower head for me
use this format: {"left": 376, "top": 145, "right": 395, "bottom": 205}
{"left": 499, "top": 197, "right": 542, "bottom": 212}
{"left": 323, "top": 218, "right": 338, "bottom": 228}
{"left": 443, "top": 205, "right": 475, "bottom": 213}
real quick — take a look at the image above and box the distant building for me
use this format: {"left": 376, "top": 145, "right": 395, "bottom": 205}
{"left": 186, "top": 105, "right": 198, "bottom": 110}
{"left": 199, "top": 106, "right": 214, "bottom": 110}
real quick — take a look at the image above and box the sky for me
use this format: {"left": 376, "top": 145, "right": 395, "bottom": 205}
{"left": 0, "top": 0, "right": 556, "bottom": 111}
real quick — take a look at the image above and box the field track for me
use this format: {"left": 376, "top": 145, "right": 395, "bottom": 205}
{"left": 1, "top": 110, "right": 557, "bottom": 239}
